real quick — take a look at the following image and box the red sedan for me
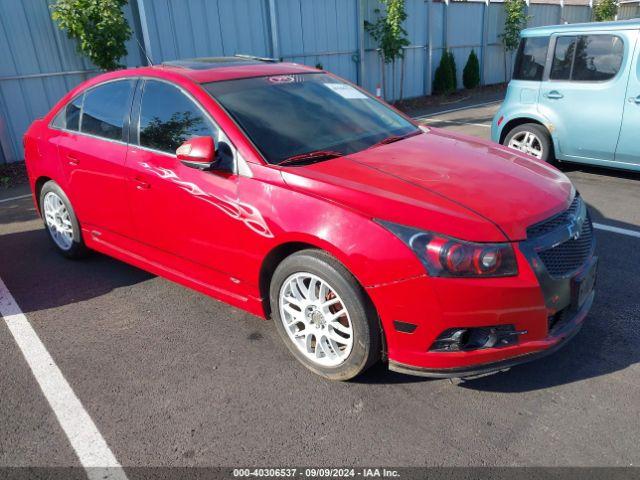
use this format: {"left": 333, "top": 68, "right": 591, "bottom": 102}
{"left": 23, "top": 57, "right": 597, "bottom": 380}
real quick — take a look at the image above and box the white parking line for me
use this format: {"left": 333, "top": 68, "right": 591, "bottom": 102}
{"left": 0, "top": 193, "right": 31, "bottom": 204}
{"left": 594, "top": 223, "right": 640, "bottom": 239}
{"left": 0, "top": 277, "right": 128, "bottom": 480}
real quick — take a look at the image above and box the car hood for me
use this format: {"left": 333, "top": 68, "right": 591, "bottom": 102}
{"left": 280, "top": 128, "right": 573, "bottom": 242}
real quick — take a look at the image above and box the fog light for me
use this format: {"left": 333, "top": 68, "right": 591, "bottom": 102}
{"left": 429, "top": 325, "right": 525, "bottom": 352}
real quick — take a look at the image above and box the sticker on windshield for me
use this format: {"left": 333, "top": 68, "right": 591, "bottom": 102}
{"left": 268, "top": 75, "right": 295, "bottom": 84}
{"left": 323, "top": 83, "right": 368, "bottom": 99}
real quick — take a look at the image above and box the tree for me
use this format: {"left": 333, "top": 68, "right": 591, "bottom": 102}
{"left": 448, "top": 51, "right": 458, "bottom": 92}
{"left": 140, "top": 111, "right": 205, "bottom": 153}
{"left": 463, "top": 50, "right": 480, "bottom": 89}
{"left": 433, "top": 50, "right": 456, "bottom": 95}
{"left": 500, "top": 0, "right": 529, "bottom": 81}
{"left": 51, "top": 0, "right": 132, "bottom": 71}
{"left": 593, "top": 0, "right": 618, "bottom": 21}
{"left": 364, "top": 0, "right": 410, "bottom": 101}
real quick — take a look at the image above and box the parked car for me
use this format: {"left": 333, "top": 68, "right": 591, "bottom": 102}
{"left": 24, "top": 57, "right": 597, "bottom": 380}
{"left": 492, "top": 19, "right": 640, "bottom": 171}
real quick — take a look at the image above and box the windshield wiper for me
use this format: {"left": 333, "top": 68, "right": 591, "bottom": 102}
{"left": 278, "top": 150, "right": 344, "bottom": 166}
{"left": 368, "top": 129, "right": 422, "bottom": 149}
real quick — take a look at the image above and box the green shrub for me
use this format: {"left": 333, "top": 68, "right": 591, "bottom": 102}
{"left": 433, "top": 52, "right": 450, "bottom": 94}
{"left": 433, "top": 50, "right": 458, "bottom": 95}
{"left": 593, "top": 0, "right": 618, "bottom": 21}
{"left": 448, "top": 50, "right": 458, "bottom": 91}
{"left": 463, "top": 50, "right": 481, "bottom": 89}
{"left": 51, "top": 0, "right": 132, "bottom": 71}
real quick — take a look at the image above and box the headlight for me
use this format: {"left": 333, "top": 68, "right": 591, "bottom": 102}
{"left": 377, "top": 220, "right": 518, "bottom": 278}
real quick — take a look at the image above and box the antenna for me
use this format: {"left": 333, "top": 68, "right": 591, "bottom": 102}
{"left": 134, "top": 36, "right": 154, "bottom": 66}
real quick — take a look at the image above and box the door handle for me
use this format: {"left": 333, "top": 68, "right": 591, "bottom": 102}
{"left": 67, "top": 155, "right": 80, "bottom": 166}
{"left": 134, "top": 177, "right": 151, "bottom": 190}
{"left": 544, "top": 90, "right": 564, "bottom": 100}
{"left": 629, "top": 95, "right": 640, "bottom": 105}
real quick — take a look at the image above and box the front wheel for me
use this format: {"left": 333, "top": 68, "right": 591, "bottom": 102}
{"left": 503, "top": 123, "right": 553, "bottom": 162}
{"left": 270, "top": 250, "right": 381, "bottom": 381}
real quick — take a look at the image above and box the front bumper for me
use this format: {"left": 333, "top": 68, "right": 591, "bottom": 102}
{"left": 388, "top": 289, "right": 593, "bottom": 378}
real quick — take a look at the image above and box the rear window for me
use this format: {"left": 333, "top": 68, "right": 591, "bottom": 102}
{"left": 513, "top": 36, "right": 550, "bottom": 81}
{"left": 52, "top": 94, "right": 83, "bottom": 131}
{"left": 550, "top": 35, "right": 624, "bottom": 82}
{"left": 80, "top": 80, "right": 135, "bottom": 141}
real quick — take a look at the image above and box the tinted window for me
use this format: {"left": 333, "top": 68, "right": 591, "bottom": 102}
{"left": 81, "top": 80, "right": 134, "bottom": 140}
{"left": 138, "top": 81, "right": 217, "bottom": 153}
{"left": 52, "top": 94, "right": 83, "bottom": 131}
{"left": 550, "top": 36, "right": 576, "bottom": 80}
{"left": 204, "top": 74, "right": 417, "bottom": 164}
{"left": 513, "top": 37, "right": 549, "bottom": 81}
{"left": 572, "top": 35, "right": 624, "bottom": 81}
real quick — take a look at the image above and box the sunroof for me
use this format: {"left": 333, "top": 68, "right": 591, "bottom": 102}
{"left": 162, "top": 56, "right": 276, "bottom": 70}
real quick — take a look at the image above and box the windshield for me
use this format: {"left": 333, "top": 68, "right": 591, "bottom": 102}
{"left": 204, "top": 73, "right": 419, "bottom": 164}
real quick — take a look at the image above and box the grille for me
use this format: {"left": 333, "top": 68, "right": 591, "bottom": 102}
{"left": 537, "top": 217, "right": 594, "bottom": 277}
{"left": 527, "top": 195, "right": 581, "bottom": 238}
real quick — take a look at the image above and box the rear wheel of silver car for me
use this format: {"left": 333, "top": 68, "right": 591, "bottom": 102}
{"left": 503, "top": 123, "right": 553, "bottom": 162}
{"left": 40, "top": 181, "right": 87, "bottom": 259}
{"left": 270, "top": 250, "right": 381, "bottom": 381}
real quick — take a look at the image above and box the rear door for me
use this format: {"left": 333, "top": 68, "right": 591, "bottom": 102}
{"left": 54, "top": 79, "right": 136, "bottom": 236}
{"left": 537, "top": 32, "right": 629, "bottom": 162}
{"left": 615, "top": 30, "right": 640, "bottom": 166}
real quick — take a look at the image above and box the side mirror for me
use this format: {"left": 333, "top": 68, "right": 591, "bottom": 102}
{"left": 177, "top": 136, "right": 234, "bottom": 173}
{"left": 177, "top": 136, "right": 215, "bottom": 170}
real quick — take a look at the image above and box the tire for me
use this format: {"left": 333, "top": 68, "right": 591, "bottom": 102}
{"left": 503, "top": 123, "right": 554, "bottom": 163}
{"left": 39, "top": 181, "right": 88, "bottom": 259}
{"left": 270, "top": 249, "right": 381, "bottom": 381}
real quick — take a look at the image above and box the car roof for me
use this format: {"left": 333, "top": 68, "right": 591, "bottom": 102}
{"left": 523, "top": 18, "right": 640, "bottom": 36}
{"left": 139, "top": 56, "right": 319, "bottom": 83}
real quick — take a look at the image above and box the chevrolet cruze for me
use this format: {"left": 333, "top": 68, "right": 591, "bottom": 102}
{"left": 24, "top": 57, "right": 597, "bottom": 380}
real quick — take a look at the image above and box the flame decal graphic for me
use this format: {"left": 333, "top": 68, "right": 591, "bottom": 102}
{"left": 139, "top": 162, "right": 274, "bottom": 238}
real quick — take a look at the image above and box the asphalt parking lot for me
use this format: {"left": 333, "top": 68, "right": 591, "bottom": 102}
{"left": 1, "top": 102, "right": 639, "bottom": 473}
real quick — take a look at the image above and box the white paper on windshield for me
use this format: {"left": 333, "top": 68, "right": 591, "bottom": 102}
{"left": 324, "top": 83, "right": 368, "bottom": 99}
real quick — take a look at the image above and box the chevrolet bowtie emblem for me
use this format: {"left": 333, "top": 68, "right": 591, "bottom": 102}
{"left": 568, "top": 217, "right": 581, "bottom": 240}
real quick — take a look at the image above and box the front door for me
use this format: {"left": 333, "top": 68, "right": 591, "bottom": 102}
{"left": 537, "top": 33, "right": 629, "bottom": 162}
{"left": 126, "top": 79, "right": 244, "bottom": 287}
{"left": 615, "top": 31, "right": 640, "bottom": 166}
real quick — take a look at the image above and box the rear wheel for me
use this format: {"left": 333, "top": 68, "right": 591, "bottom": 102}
{"left": 503, "top": 123, "right": 553, "bottom": 162}
{"left": 40, "top": 181, "right": 87, "bottom": 259}
{"left": 270, "top": 250, "right": 381, "bottom": 381}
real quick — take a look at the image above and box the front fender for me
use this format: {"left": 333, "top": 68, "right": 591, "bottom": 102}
{"left": 234, "top": 168, "right": 427, "bottom": 303}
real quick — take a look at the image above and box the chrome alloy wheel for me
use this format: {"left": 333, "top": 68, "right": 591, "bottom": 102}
{"left": 278, "top": 272, "right": 354, "bottom": 367}
{"left": 507, "top": 130, "right": 544, "bottom": 159}
{"left": 43, "top": 191, "right": 74, "bottom": 251}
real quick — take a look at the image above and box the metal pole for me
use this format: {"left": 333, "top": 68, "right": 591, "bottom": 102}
{"left": 443, "top": 0, "right": 449, "bottom": 51}
{"left": 357, "top": 0, "right": 366, "bottom": 86}
{"left": 135, "top": 0, "right": 155, "bottom": 64}
{"left": 426, "top": 0, "right": 433, "bottom": 95}
{"left": 268, "top": 0, "right": 280, "bottom": 59}
{"left": 481, "top": 0, "right": 489, "bottom": 86}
